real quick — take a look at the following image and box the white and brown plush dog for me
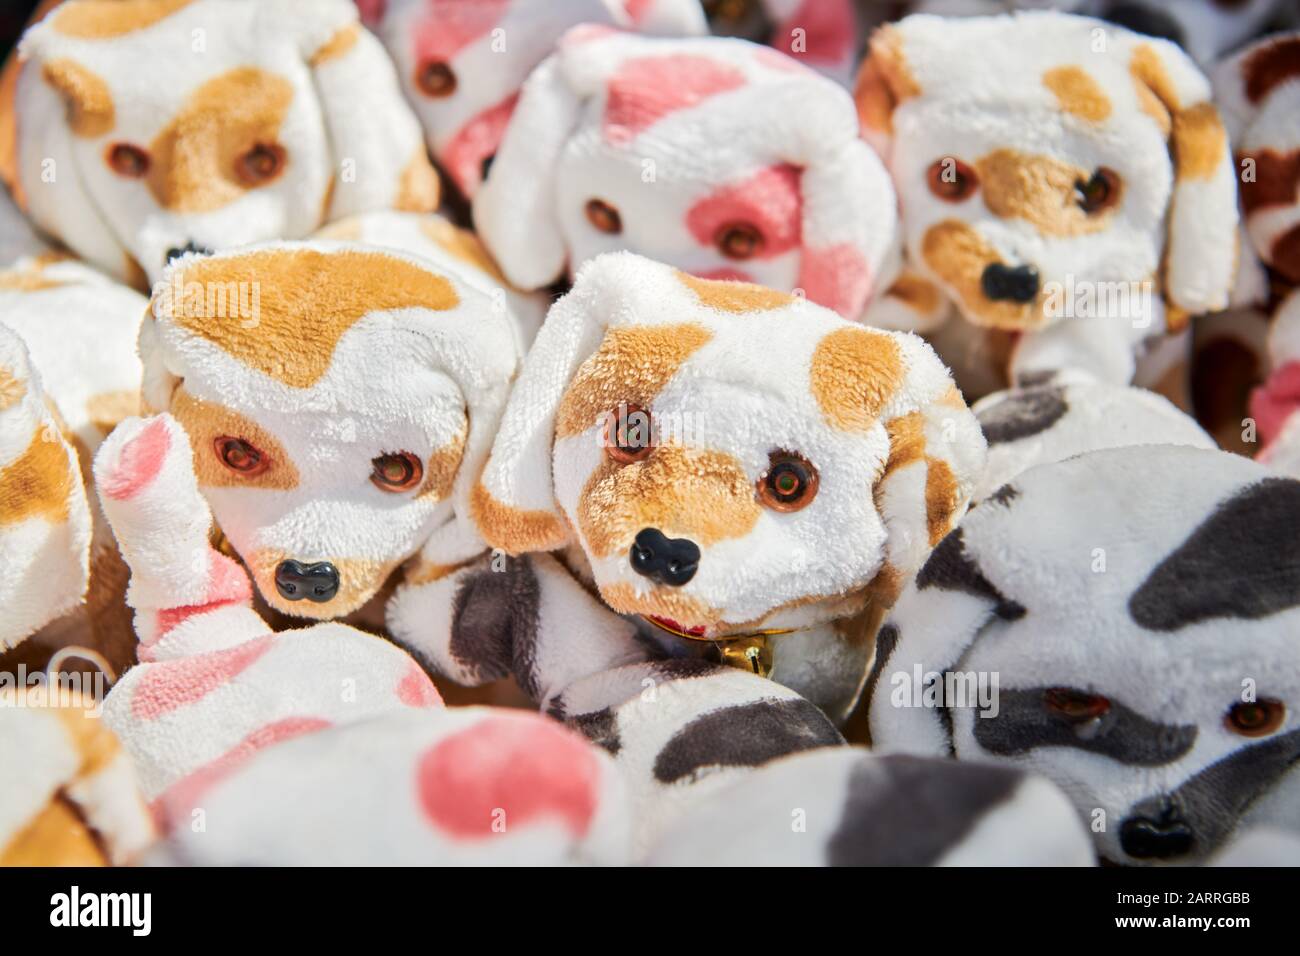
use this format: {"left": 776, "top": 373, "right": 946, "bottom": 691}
{"left": 868, "top": 443, "right": 1300, "bottom": 865}
{"left": 473, "top": 28, "right": 897, "bottom": 319}
{"left": 390, "top": 252, "right": 987, "bottom": 724}
{"left": 364, "top": 0, "right": 708, "bottom": 199}
{"left": 856, "top": 11, "right": 1239, "bottom": 394}
{"left": 4, "top": 0, "right": 437, "bottom": 287}
{"left": 136, "top": 240, "right": 519, "bottom": 624}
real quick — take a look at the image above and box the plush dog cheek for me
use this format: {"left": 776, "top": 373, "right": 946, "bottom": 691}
{"left": 920, "top": 221, "right": 1041, "bottom": 330}
{"left": 685, "top": 164, "right": 802, "bottom": 258}
{"left": 604, "top": 54, "right": 746, "bottom": 144}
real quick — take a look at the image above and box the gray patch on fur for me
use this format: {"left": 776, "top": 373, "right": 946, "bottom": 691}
{"left": 449, "top": 556, "right": 542, "bottom": 696}
{"left": 916, "top": 528, "right": 1026, "bottom": 621}
{"left": 566, "top": 707, "right": 621, "bottom": 756}
{"left": 862, "top": 622, "right": 899, "bottom": 718}
{"left": 977, "top": 386, "right": 1067, "bottom": 444}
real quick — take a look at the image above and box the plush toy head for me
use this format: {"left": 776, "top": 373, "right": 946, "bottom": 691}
{"left": 473, "top": 252, "right": 986, "bottom": 640}
{"left": 7, "top": 0, "right": 437, "bottom": 287}
{"left": 473, "top": 28, "right": 897, "bottom": 319}
{"left": 856, "top": 11, "right": 1238, "bottom": 333}
{"left": 138, "top": 241, "right": 518, "bottom": 620}
{"left": 367, "top": 0, "right": 707, "bottom": 198}
{"left": 869, "top": 443, "right": 1300, "bottom": 865}
{"left": 1094, "top": 0, "right": 1289, "bottom": 69}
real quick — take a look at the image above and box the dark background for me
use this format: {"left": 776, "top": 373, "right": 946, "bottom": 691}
{"left": 1, "top": 0, "right": 41, "bottom": 62}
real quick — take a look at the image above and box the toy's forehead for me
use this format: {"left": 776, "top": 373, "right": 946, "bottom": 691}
{"left": 48, "top": 0, "right": 196, "bottom": 39}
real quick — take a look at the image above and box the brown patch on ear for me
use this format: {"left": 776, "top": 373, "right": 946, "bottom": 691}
{"left": 470, "top": 480, "right": 568, "bottom": 554}
{"left": 85, "top": 389, "right": 140, "bottom": 435}
{"left": 885, "top": 273, "right": 942, "bottom": 316}
{"left": 0, "top": 796, "right": 107, "bottom": 866}
{"left": 0, "top": 429, "right": 74, "bottom": 525}
{"left": 1130, "top": 44, "right": 1180, "bottom": 115}
{"left": 677, "top": 271, "right": 794, "bottom": 313}
{"left": 170, "top": 389, "right": 299, "bottom": 490}
{"left": 577, "top": 445, "right": 761, "bottom": 560}
{"left": 51, "top": 0, "right": 192, "bottom": 38}
{"left": 1171, "top": 102, "right": 1226, "bottom": 181}
{"left": 146, "top": 67, "right": 293, "bottom": 213}
{"left": 309, "top": 23, "right": 360, "bottom": 66}
{"left": 556, "top": 323, "right": 712, "bottom": 439}
{"left": 921, "top": 220, "right": 1043, "bottom": 330}
{"left": 811, "top": 326, "right": 904, "bottom": 430}
{"left": 1239, "top": 149, "right": 1300, "bottom": 216}
{"left": 1241, "top": 35, "right": 1300, "bottom": 105}
{"left": 394, "top": 149, "right": 440, "bottom": 212}
{"left": 42, "top": 59, "right": 114, "bottom": 138}
{"left": 166, "top": 248, "right": 458, "bottom": 389}
{"left": 924, "top": 456, "right": 959, "bottom": 546}
{"left": 1133, "top": 80, "right": 1172, "bottom": 136}
{"left": 976, "top": 148, "right": 1117, "bottom": 237}
{"left": 880, "top": 411, "right": 925, "bottom": 483}
{"left": 420, "top": 216, "right": 507, "bottom": 283}
{"left": 1043, "top": 66, "right": 1111, "bottom": 122}
{"left": 853, "top": 25, "right": 919, "bottom": 136}
{"left": 418, "top": 427, "right": 466, "bottom": 501}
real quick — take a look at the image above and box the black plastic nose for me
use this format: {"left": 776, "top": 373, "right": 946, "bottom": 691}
{"left": 274, "top": 559, "right": 340, "bottom": 603}
{"left": 165, "top": 241, "right": 214, "bottom": 266}
{"left": 629, "top": 528, "right": 700, "bottom": 587}
{"left": 1102, "top": 3, "right": 1185, "bottom": 49}
{"left": 981, "top": 262, "right": 1040, "bottom": 303}
{"left": 1119, "top": 812, "right": 1195, "bottom": 860}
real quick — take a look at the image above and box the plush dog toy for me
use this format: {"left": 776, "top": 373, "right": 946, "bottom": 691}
{"left": 0, "top": 255, "right": 143, "bottom": 673}
{"left": 701, "top": 0, "right": 861, "bottom": 86}
{"left": 389, "top": 252, "right": 987, "bottom": 725}
{"left": 856, "top": 11, "right": 1239, "bottom": 394}
{"left": 135, "top": 240, "right": 518, "bottom": 624}
{"left": 92, "top": 413, "right": 630, "bottom": 865}
{"left": 868, "top": 443, "right": 1300, "bottom": 864}
{"left": 4, "top": 0, "right": 437, "bottom": 287}
{"left": 363, "top": 0, "right": 708, "bottom": 199}
{"left": 473, "top": 28, "right": 897, "bottom": 319}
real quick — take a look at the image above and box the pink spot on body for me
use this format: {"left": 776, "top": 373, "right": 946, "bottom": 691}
{"left": 355, "top": 0, "right": 386, "bottom": 26}
{"left": 686, "top": 163, "right": 802, "bottom": 259}
{"left": 397, "top": 660, "right": 443, "bottom": 708}
{"left": 604, "top": 54, "right": 746, "bottom": 145}
{"left": 154, "top": 553, "right": 253, "bottom": 638}
{"left": 441, "top": 92, "right": 519, "bottom": 196}
{"left": 100, "top": 417, "right": 170, "bottom": 500}
{"left": 130, "top": 634, "right": 274, "bottom": 721}
{"left": 1251, "top": 361, "right": 1300, "bottom": 447}
{"left": 414, "top": 0, "right": 509, "bottom": 64}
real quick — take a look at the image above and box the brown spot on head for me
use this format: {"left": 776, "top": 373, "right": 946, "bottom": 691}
{"left": 163, "top": 248, "right": 458, "bottom": 389}
{"left": 810, "top": 326, "right": 903, "bottom": 432}
{"left": 854, "top": 25, "right": 919, "bottom": 136}
{"left": 1241, "top": 35, "right": 1300, "bottom": 105}
{"left": 976, "top": 148, "right": 1119, "bottom": 237}
{"left": 1171, "top": 101, "right": 1226, "bottom": 181}
{"left": 1043, "top": 66, "right": 1111, "bottom": 123}
{"left": 52, "top": 0, "right": 191, "bottom": 38}
{"left": 394, "top": 149, "right": 440, "bottom": 212}
{"left": 308, "top": 23, "right": 360, "bottom": 67}
{"left": 0, "top": 428, "right": 75, "bottom": 526}
{"left": 470, "top": 481, "right": 569, "bottom": 555}
{"left": 41, "top": 59, "right": 114, "bottom": 138}
{"left": 676, "top": 271, "right": 795, "bottom": 313}
{"left": 556, "top": 323, "right": 712, "bottom": 439}
{"left": 921, "top": 220, "right": 1043, "bottom": 330}
{"left": 1130, "top": 43, "right": 1180, "bottom": 115}
{"left": 170, "top": 389, "right": 299, "bottom": 490}
{"left": 418, "top": 427, "right": 465, "bottom": 502}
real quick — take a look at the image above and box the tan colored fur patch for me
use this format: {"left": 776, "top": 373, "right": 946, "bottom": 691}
{"left": 52, "top": 0, "right": 192, "bottom": 38}
{"left": 677, "top": 271, "right": 794, "bottom": 313}
{"left": 309, "top": 23, "right": 360, "bottom": 66}
{"left": 85, "top": 389, "right": 140, "bottom": 435}
{"left": 418, "top": 428, "right": 465, "bottom": 502}
{"left": 0, "top": 428, "right": 74, "bottom": 525}
{"left": 924, "top": 456, "right": 959, "bottom": 546}
{"left": 881, "top": 411, "right": 925, "bottom": 482}
{"left": 976, "top": 148, "right": 1117, "bottom": 237}
{"left": 42, "top": 59, "right": 114, "bottom": 138}
{"left": 0, "top": 796, "right": 106, "bottom": 866}
{"left": 886, "top": 273, "right": 942, "bottom": 316}
{"left": 394, "top": 149, "right": 440, "bottom": 212}
{"left": 854, "top": 25, "right": 919, "bottom": 135}
{"left": 471, "top": 480, "right": 569, "bottom": 554}
{"left": 53, "top": 702, "right": 121, "bottom": 776}
{"left": 810, "top": 325, "right": 904, "bottom": 430}
{"left": 1130, "top": 44, "right": 1180, "bottom": 114}
{"left": 170, "top": 389, "right": 299, "bottom": 490}
{"left": 248, "top": 550, "right": 400, "bottom": 618}
{"left": 1171, "top": 101, "right": 1226, "bottom": 181}
{"left": 921, "top": 220, "right": 1043, "bottom": 330}
{"left": 1043, "top": 66, "right": 1111, "bottom": 122}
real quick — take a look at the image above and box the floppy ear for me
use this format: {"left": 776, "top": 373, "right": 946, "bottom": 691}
{"left": 1126, "top": 38, "right": 1239, "bottom": 323}
{"left": 852, "top": 24, "right": 918, "bottom": 161}
{"left": 472, "top": 52, "right": 584, "bottom": 290}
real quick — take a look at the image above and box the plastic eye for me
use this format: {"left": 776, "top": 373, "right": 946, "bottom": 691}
{"left": 585, "top": 199, "right": 622, "bottom": 235}
{"left": 370, "top": 452, "right": 423, "bottom": 492}
{"left": 1225, "top": 699, "right": 1285, "bottom": 738}
{"left": 214, "top": 436, "right": 268, "bottom": 476}
{"left": 106, "top": 143, "right": 150, "bottom": 179}
{"left": 235, "top": 143, "right": 286, "bottom": 185}
{"left": 757, "top": 452, "right": 819, "bottom": 512}
{"left": 715, "top": 222, "right": 764, "bottom": 260}
{"left": 602, "top": 405, "right": 653, "bottom": 464}
{"left": 926, "top": 158, "right": 978, "bottom": 202}
{"left": 1075, "top": 167, "right": 1120, "bottom": 214}
{"left": 1043, "top": 688, "right": 1111, "bottom": 723}
{"left": 416, "top": 60, "right": 457, "bottom": 98}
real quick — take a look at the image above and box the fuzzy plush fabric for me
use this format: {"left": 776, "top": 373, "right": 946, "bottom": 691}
{"left": 5, "top": 0, "right": 436, "bottom": 287}
{"left": 645, "top": 747, "right": 1094, "bottom": 865}
{"left": 93, "top": 413, "right": 628, "bottom": 865}
{"left": 0, "top": 685, "right": 154, "bottom": 866}
{"left": 0, "top": 187, "right": 48, "bottom": 266}
{"left": 137, "top": 240, "right": 519, "bottom": 621}
{"left": 867, "top": 443, "right": 1300, "bottom": 865}
{"left": 473, "top": 29, "right": 896, "bottom": 319}
{"left": 366, "top": 0, "right": 708, "bottom": 198}
{"left": 704, "top": 0, "right": 861, "bottom": 86}
{"left": 390, "top": 252, "right": 986, "bottom": 723}
{"left": 856, "top": 11, "right": 1239, "bottom": 392}
{"left": 0, "top": 256, "right": 143, "bottom": 655}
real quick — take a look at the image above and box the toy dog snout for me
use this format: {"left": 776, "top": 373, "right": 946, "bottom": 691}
{"left": 1119, "top": 802, "right": 1196, "bottom": 861}
{"left": 629, "top": 528, "right": 700, "bottom": 587}
{"left": 980, "top": 262, "right": 1040, "bottom": 304}
{"left": 274, "top": 559, "right": 341, "bottom": 604}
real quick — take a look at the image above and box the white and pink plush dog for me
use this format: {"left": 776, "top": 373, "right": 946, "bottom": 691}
{"left": 473, "top": 28, "right": 897, "bottom": 319}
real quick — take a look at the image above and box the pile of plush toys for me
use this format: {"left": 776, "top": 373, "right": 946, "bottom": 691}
{"left": 1, "top": 0, "right": 1298, "bottom": 868}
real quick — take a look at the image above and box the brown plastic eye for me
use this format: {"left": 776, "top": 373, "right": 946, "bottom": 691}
{"left": 585, "top": 198, "right": 622, "bottom": 235}
{"left": 214, "top": 436, "right": 268, "bottom": 476}
{"left": 107, "top": 143, "right": 150, "bottom": 178}
{"left": 416, "top": 60, "right": 457, "bottom": 98}
{"left": 371, "top": 452, "right": 423, "bottom": 492}
{"left": 715, "top": 222, "right": 764, "bottom": 260}
{"left": 602, "top": 404, "right": 653, "bottom": 464}
{"left": 926, "top": 158, "right": 978, "bottom": 202}
{"left": 757, "top": 452, "right": 818, "bottom": 512}
{"left": 1075, "top": 167, "right": 1121, "bottom": 214}
{"left": 235, "top": 143, "right": 286, "bottom": 186}
{"left": 1043, "top": 687, "right": 1111, "bottom": 723}
{"left": 1225, "top": 699, "right": 1285, "bottom": 738}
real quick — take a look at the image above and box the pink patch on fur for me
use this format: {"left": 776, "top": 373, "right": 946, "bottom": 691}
{"left": 797, "top": 243, "right": 871, "bottom": 317}
{"left": 398, "top": 660, "right": 443, "bottom": 708}
{"left": 686, "top": 164, "right": 802, "bottom": 259}
{"left": 416, "top": 713, "right": 600, "bottom": 839}
{"left": 1251, "top": 361, "right": 1300, "bottom": 445}
{"left": 154, "top": 553, "right": 254, "bottom": 638}
{"left": 772, "top": 0, "right": 854, "bottom": 67}
{"left": 622, "top": 0, "right": 654, "bottom": 24}
{"left": 441, "top": 92, "right": 519, "bottom": 196}
{"left": 414, "top": 0, "right": 509, "bottom": 63}
{"left": 99, "top": 417, "right": 170, "bottom": 501}
{"left": 130, "top": 634, "right": 274, "bottom": 721}
{"left": 355, "top": 0, "right": 386, "bottom": 26}
{"left": 604, "top": 54, "right": 746, "bottom": 145}
{"left": 150, "top": 716, "right": 330, "bottom": 831}
{"left": 561, "top": 23, "right": 619, "bottom": 48}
